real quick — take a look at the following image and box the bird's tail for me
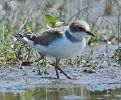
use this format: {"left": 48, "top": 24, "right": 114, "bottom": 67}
{"left": 14, "top": 33, "right": 24, "bottom": 41}
{"left": 14, "top": 32, "right": 36, "bottom": 44}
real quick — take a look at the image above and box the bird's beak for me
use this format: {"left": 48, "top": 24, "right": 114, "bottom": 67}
{"left": 86, "top": 31, "right": 94, "bottom": 37}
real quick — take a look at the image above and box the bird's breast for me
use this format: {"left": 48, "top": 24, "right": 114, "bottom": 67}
{"left": 38, "top": 37, "right": 87, "bottom": 59}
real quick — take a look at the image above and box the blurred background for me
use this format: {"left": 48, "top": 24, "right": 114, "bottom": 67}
{"left": 0, "top": 0, "right": 120, "bottom": 31}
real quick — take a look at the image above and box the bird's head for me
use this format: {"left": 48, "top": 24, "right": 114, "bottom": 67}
{"left": 69, "top": 20, "right": 94, "bottom": 39}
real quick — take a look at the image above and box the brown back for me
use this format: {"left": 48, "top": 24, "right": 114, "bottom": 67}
{"left": 35, "top": 30, "right": 62, "bottom": 46}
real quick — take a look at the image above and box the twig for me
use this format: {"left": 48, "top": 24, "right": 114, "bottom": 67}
{"left": 66, "top": 6, "right": 91, "bottom": 25}
{"left": 117, "top": 12, "right": 120, "bottom": 46}
{"left": 19, "top": 9, "right": 33, "bottom": 33}
{"left": 114, "top": 0, "right": 121, "bottom": 10}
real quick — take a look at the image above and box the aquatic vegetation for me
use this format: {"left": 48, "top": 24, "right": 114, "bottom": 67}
{"left": 0, "top": 1, "right": 121, "bottom": 98}
{"left": 87, "top": 27, "right": 101, "bottom": 45}
{"left": 104, "top": 0, "right": 113, "bottom": 15}
{"left": 114, "top": 47, "right": 121, "bottom": 65}
{"left": 0, "top": 0, "right": 120, "bottom": 69}
{"left": 0, "top": 25, "right": 18, "bottom": 67}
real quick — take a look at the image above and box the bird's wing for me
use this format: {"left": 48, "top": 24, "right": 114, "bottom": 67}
{"left": 35, "top": 28, "right": 63, "bottom": 46}
{"left": 26, "top": 28, "right": 65, "bottom": 46}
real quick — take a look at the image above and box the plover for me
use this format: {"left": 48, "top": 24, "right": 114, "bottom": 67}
{"left": 15, "top": 20, "right": 94, "bottom": 79}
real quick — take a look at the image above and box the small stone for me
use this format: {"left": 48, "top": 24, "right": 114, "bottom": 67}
{"left": 83, "top": 69, "right": 96, "bottom": 74}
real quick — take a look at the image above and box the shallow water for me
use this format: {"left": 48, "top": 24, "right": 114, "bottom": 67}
{"left": 0, "top": 87, "right": 121, "bottom": 100}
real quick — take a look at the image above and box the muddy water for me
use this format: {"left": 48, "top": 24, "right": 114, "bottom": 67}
{"left": 0, "top": 87, "right": 121, "bottom": 100}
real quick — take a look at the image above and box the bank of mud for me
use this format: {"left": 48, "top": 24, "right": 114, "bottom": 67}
{"left": 0, "top": 42, "right": 120, "bottom": 92}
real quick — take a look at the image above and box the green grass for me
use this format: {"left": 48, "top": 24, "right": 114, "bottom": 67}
{"left": 0, "top": 25, "right": 18, "bottom": 66}
{"left": 114, "top": 47, "right": 121, "bottom": 65}
{"left": 0, "top": 0, "right": 121, "bottom": 70}
{"left": 104, "top": 0, "right": 113, "bottom": 15}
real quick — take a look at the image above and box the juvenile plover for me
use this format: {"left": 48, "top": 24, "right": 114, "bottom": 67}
{"left": 15, "top": 20, "right": 94, "bottom": 79}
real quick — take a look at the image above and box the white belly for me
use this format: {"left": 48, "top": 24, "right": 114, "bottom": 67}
{"left": 33, "top": 37, "right": 86, "bottom": 59}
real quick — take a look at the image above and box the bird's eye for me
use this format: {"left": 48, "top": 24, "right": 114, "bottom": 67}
{"left": 78, "top": 27, "right": 84, "bottom": 31}
{"left": 32, "top": 36, "right": 36, "bottom": 40}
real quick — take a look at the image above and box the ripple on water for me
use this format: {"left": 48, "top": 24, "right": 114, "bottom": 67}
{"left": 63, "top": 95, "right": 87, "bottom": 100}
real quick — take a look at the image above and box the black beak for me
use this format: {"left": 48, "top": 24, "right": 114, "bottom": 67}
{"left": 86, "top": 31, "right": 94, "bottom": 37}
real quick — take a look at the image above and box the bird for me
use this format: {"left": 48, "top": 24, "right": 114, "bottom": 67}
{"left": 14, "top": 20, "right": 94, "bottom": 79}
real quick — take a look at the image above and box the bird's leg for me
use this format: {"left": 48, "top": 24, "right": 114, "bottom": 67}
{"left": 55, "top": 59, "right": 71, "bottom": 79}
{"left": 55, "top": 59, "right": 60, "bottom": 79}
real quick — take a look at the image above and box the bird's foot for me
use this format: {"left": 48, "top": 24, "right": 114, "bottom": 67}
{"left": 56, "top": 66, "right": 71, "bottom": 79}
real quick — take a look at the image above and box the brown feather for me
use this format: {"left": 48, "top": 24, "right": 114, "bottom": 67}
{"left": 26, "top": 28, "right": 64, "bottom": 46}
{"left": 70, "top": 20, "right": 89, "bottom": 32}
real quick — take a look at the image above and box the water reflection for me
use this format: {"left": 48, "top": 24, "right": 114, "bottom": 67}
{"left": 0, "top": 87, "right": 121, "bottom": 100}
